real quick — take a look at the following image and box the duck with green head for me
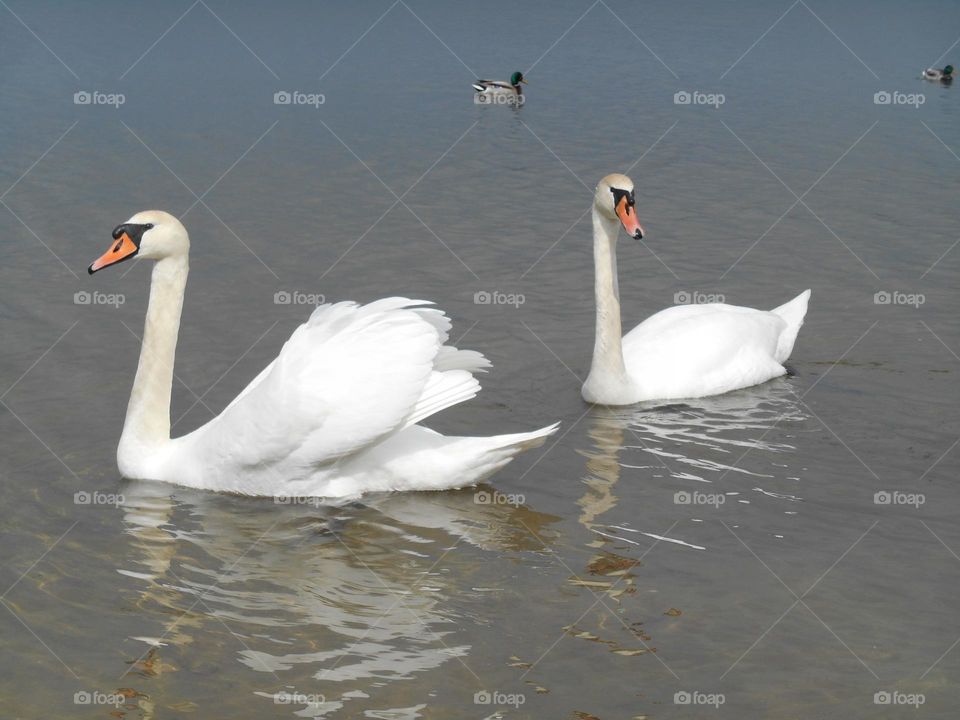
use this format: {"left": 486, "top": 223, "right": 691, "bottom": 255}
{"left": 923, "top": 64, "right": 953, "bottom": 82}
{"left": 473, "top": 71, "right": 528, "bottom": 103}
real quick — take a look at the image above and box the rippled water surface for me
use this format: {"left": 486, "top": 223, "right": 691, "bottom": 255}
{"left": 1, "top": 1, "right": 958, "bottom": 717}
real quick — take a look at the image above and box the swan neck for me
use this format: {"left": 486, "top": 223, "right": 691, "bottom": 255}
{"left": 588, "top": 209, "right": 628, "bottom": 385}
{"left": 120, "top": 255, "right": 188, "bottom": 455}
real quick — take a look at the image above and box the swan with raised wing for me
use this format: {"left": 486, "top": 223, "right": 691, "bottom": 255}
{"left": 88, "top": 211, "right": 557, "bottom": 498}
{"left": 582, "top": 174, "right": 810, "bottom": 406}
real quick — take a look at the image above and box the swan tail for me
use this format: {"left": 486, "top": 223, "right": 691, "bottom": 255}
{"left": 322, "top": 422, "right": 561, "bottom": 496}
{"left": 485, "top": 422, "right": 560, "bottom": 453}
{"left": 770, "top": 289, "right": 811, "bottom": 363}
{"left": 456, "top": 422, "right": 561, "bottom": 485}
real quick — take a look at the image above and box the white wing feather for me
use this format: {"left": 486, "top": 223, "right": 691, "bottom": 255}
{"left": 156, "top": 297, "right": 556, "bottom": 497}
{"left": 181, "top": 299, "right": 453, "bottom": 478}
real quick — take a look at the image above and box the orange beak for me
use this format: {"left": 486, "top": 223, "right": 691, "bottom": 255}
{"left": 88, "top": 232, "right": 139, "bottom": 274}
{"left": 615, "top": 196, "right": 644, "bottom": 239}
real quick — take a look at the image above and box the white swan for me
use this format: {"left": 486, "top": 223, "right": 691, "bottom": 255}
{"left": 582, "top": 174, "right": 811, "bottom": 406}
{"left": 88, "top": 211, "right": 558, "bottom": 498}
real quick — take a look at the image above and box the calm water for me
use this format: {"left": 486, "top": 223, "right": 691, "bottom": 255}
{"left": 1, "top": 1, "right": 958, "bottom": 717}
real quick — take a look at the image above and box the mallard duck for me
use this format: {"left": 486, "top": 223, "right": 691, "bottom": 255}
{"left": 473, "top": 71, "right": 527, "bottom": 103}
{"left": 923, "top": 64, "right": 953, "bottom": 81}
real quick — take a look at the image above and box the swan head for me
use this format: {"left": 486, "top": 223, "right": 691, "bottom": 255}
{"left": 88, "top": 210, "right": 189, "bottom": 274}
{"left": 510, "top": 71, "right": 527, "bottom": 86}
{"left": 594, "top": 173, "right": 644, "bottom": 240}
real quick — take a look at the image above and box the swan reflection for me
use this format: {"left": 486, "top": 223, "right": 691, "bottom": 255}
{"left": 116, "top": 483, "right": 558, "bottom": 717}
{"left": 556, "top": 381, "right": 811, "bottom": 660}
{"left": 580, "top": 379, "right": 809, "bottom": 535}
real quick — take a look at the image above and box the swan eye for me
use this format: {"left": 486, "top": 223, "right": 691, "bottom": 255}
{"left": 143, "top": 224, "right": 154, "bottom": 230}
{"left": 610, "top": 187, "right": 635, "bottom": 208}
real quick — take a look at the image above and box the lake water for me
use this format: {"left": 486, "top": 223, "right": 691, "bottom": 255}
{"left": 1, "top": 0, "right": 958, "bottom": 717}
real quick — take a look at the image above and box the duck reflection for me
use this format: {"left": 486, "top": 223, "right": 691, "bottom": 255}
{"left": 116, "top": 483, "right": 558, "bottom": 717}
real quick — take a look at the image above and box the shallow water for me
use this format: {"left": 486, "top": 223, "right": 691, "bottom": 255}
{"left": 1, "top": 0, "right": 958, "bottom": 717}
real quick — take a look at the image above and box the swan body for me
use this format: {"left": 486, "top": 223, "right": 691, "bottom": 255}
{"left": 88, "top": 211, "right": 557, "bottom": 498}
{"left": 582, "top": 174, "right": 810, "bottom": 406}
{"left": 923, "top": 65, "right": 953, "bottom": 81}
{"left": 473, "top": 71, "right": 527, "bottom": 102}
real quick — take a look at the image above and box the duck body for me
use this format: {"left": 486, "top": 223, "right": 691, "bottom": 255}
{"left": 473, "top": 71, "right": 527, "bottom": 103}
{"left": 91, "top": 212, "right": 557, "bottom": 500}
{"left": 923, "top": 65, "right": 953, "bottom": 81}
{"left": 581, "top": 174, "right": 811, "bottom": 407}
